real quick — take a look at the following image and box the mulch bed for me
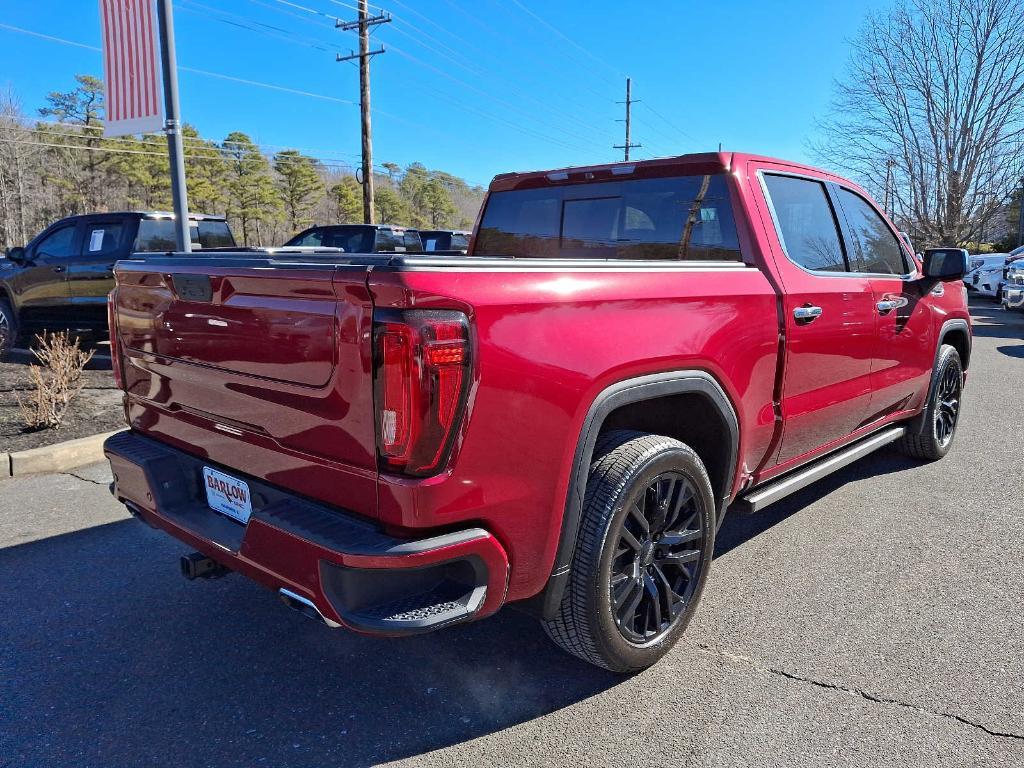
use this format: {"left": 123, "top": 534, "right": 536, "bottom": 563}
{"left": 0, "top": 357, "right": 125, "bottom": 454}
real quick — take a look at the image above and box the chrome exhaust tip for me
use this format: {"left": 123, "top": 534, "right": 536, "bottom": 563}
{"left": 278, "top": 588, "right": 341, "bottom": 628}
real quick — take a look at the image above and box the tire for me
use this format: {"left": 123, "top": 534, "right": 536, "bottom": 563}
{"left": 897, "top": 344, "right": 963, "bottom": 461}
{"left": 0, "top": 298, "right": 16, "bottom": 361}
{"left": 542, "top": 430, "right": 716, "bottom": 673}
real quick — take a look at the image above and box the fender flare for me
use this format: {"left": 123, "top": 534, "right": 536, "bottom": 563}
{"left": 937, "top": 318, "right": 971, "bottom": 368}
{"left": 904, "top": 318, "right": 971, "bottom": 436}
{"left": 537, "top": 370, "right": 739, "bottom": 619}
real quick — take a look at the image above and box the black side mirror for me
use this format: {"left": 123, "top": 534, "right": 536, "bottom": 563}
{"left": 922, "top": 248, "right": 969, "bottom": 280}
{"left": 5, "top": 246, "right": 27, "bottom": 264}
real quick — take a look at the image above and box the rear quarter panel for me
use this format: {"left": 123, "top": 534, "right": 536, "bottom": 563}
{"left": 369, "top": 263, "right": 780, "bottom": 600}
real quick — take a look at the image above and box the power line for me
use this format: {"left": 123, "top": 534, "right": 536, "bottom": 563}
{"left": 0, "top": 22, "right": 356, "bottom": 106}
{"left": 0, "top": 19, "right": 503, "bottom": 173}
{"left": 504, "top": 0, "right": 622, "bottom": 79}
{"left": 177, "top": 0, "right": 334, "bottom": 51}
{"left": 385, "top": 42, "right": 591, "bottom": 154}
{"left": 383, "top": 21, "right": 609, "bottom": 150}
{"left": 637, "top": 101, "right": 703, "bottom": 147}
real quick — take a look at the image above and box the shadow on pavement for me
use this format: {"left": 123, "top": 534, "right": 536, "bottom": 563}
{"left": 2, "top": 297, "right": 1012, "bottom": 766}
{"left": 968, "top": 298, "right": 1024, "bottom": 340}
{"left": 0, "top": 446, "right": 923, "bottom": 767}
{"left": 996, "top": 343, "right": 1024, "bottom": 358}
{"left": 0, "top": 519, "right": 619, "bottom": 767}
{"left": 716, "top": 449, "right": 918, "bottom": 558}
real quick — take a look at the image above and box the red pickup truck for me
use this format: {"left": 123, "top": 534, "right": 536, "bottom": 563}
{"left": 104, "top": 152, "right": 971, "bottom": 672}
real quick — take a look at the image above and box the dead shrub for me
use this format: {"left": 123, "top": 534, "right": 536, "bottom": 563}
{"left": 17, "top": 331, "right": 94, "bottom": 431}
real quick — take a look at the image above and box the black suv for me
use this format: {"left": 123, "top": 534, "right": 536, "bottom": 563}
{"left": 283, "top": 224, "right": 423, "bottom": 253}
{"left": 0, "top": 212, "right": 235, "bottom": 357}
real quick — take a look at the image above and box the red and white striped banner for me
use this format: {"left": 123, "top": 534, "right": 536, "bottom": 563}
{"left": 99, "top": 0, "right": 164, "bottom": 137}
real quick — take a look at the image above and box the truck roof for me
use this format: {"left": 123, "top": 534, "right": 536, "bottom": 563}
{"left": 487, "top": 151, "right": 846, "bottom": 192}
{"left": 62, "top": 211, "right": 227, "bottom": 221}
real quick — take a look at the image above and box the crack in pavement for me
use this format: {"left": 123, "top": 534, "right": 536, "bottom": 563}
{"left": 696, "top": 643, "right": 1024, "bottom": 742}
{"left": 61, "top": 470, "right": 108, "bottom": 487}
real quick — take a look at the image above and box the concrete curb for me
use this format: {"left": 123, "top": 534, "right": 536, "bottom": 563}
{"left": 3, "top": 430, "right": 122, "bottom": 479}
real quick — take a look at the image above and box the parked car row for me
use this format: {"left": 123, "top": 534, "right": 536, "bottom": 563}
{"left": 963, "top": 245, "right": 1024, "bottom": 305}
{"left": 0, "top": 213, "right": 470, "bottom": 357}
{"left": 1003, "top": 258, "right": 1024, "bottom": 310}
{"left": 282, "top": 224, "right": 470, "bottom": 254}
{"left": 0, "top": 211, "right": 235, "bottom": 356}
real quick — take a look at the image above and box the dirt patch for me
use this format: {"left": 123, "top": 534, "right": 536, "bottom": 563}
{"left": 0, "top": 361, "right": 124, "bottom": 454}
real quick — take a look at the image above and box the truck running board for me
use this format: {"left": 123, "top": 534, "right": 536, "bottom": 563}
{"left": 736, "top": 426, "right": 907, "bottom": 513}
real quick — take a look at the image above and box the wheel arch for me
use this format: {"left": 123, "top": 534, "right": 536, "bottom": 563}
{"left": 535, "top": 370, "right": 739, "bottom": 619}
{"left": 939, "top": 318, "right": 971, "bottom": 370}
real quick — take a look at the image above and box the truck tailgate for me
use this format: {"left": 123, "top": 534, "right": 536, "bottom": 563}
{"left": 112, "top": 258, "right": 379, "bottom": 519}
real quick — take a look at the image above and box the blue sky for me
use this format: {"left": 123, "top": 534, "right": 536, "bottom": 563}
{"left": 0, "top": 0, "right": 890, "bottom": 187}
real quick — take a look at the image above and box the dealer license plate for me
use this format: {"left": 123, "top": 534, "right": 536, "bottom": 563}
{"left": 202, "top": 467, "right": 252, "bottom": 524}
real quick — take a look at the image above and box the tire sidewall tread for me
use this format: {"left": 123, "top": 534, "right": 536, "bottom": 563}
{"left": 897, "top": 344, "right": 963, "bottom": 461}
{"left": 543, "top": 430, "right": 716, "bottom": 673}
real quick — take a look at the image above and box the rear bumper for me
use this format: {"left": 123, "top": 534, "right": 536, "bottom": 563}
{"left": 104, "top": 431, "right": 509, "bottom": 635}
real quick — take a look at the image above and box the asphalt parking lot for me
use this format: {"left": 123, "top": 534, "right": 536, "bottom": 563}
{"left": 2, "top": 297, "right": 1022, "bottom": 768}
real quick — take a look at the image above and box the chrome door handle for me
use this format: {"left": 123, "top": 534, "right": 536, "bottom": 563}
{"left": 793, "top": 305, "right": 823, "bottom": 322}
{"left": 876, "top": 297, "right": 908, "bottom": 313}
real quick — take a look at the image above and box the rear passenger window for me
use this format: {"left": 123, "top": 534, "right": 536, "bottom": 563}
{"left": 134, "top": 219, "right": 178, "bottom": 252}
{"left": 83, "top": 223, "right": 124, "bottom": 256}
{"left": 375, "top": 230, "right": 403, "bottom": 252}
{"left": 763, "top": 174, "right": 846, "bottom": 273}
{"left": 403, "top": 230, "right": 423, "bottom": 251}
{"left": 291, "top": 230, "right": 323, "bottom": 247}
{"left": 837, "top": 189, "right": 908, "bottom": 275}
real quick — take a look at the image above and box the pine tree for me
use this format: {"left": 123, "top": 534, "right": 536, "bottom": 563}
{"left": 183, "top": 124, "right": 229, "bottom": 215}
{"left": 223, "top": 132, "right": 280, "bottom": 246}
{"left": 330, "top": 176, "right": 363, "bottom": 223}
{"left": 416, "top": 178, "right": 457, "bottom": 227}
{"left": 375, "top": 186, "right": 409, "bottom": 225}
{"left": 274, "top": 150, "right": 324, "bottom": 233}
{"left": 39, "top": 75, "right": 107, "bottom": 210}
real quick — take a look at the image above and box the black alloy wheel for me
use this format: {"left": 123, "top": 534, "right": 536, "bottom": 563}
{"left": 933, "top": 360, "right": 962, "bottom": 449}
{"left": 542, "top": 431, "right": 716, "bottom": 672}
{"left": 610, "top": 471, "right": 704, "bottom": 644}
{"left": 897, "top": 344, "right": 963, "bottom": 461}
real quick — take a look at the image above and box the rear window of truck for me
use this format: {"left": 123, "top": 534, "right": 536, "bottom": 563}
{"left": 474, "top": 174, "right": 741, "bottom": 261}
{"left": 135, "top": 219, "right": 235, "bottom": 251}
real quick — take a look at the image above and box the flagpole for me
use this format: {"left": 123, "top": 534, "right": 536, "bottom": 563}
{"left": 156, "top": 0, "right": 191, "bottom": 253}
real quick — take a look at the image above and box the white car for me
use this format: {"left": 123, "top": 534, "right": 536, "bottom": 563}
{"left": 967, "top": 253, "right": 1010, "bottom": 300}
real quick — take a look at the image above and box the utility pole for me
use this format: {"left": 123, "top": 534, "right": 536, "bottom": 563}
{"left": 614, "top": 77, "right": 641, "bottom": 161}
{"left": 156, "top": 0, "right": 191, "bottom": 252}
{"left": 337, "top": 1, "right": 390, "bottom": 224}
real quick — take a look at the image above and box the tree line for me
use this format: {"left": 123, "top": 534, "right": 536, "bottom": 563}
{"left": 0, "top": 74, "right": 485, "bottom": 248}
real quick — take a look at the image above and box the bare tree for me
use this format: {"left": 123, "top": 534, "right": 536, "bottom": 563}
{"left": 815, "top": 0, "right": 1024, "bottom": 247}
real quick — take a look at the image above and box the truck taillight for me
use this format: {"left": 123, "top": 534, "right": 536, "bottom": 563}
{"left": 373, "top": 310, "right": 471, "bottom": 476}
{"left": 106, "top": 290, "right": 125, "bottom": 390}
